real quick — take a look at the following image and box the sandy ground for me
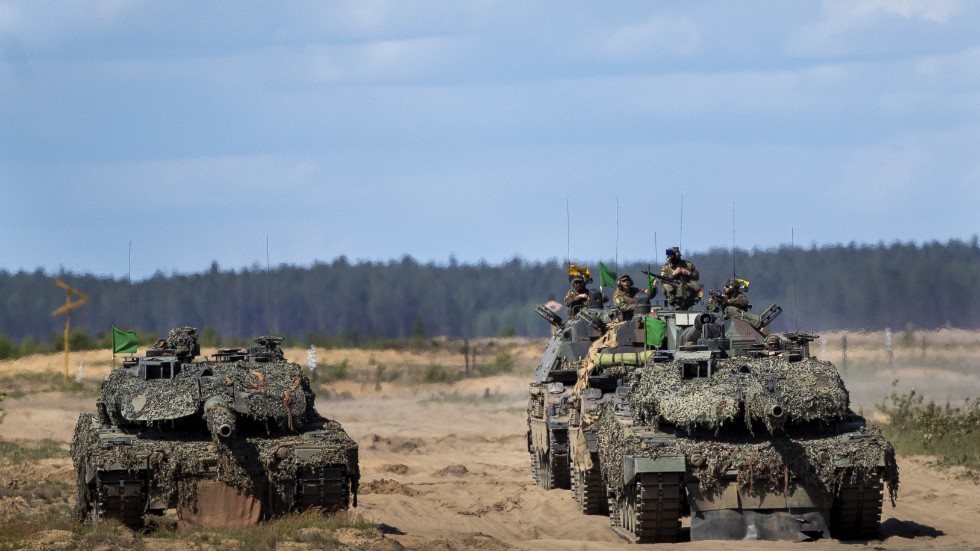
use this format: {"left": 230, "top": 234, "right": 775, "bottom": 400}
{"left": 2, "top": 365, "right": 979, "bottom": 550}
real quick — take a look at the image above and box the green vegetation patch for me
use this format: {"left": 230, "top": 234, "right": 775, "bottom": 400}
{"left": 474, "top": 351, "right": 516, "bottom": 377}
{"left": 0, "top": 439, "right": 65, "bottom": 464}
{"left": 423, "top": 389, "right": 511, "bottom": 405}
{"left": 878, "top": 381, "right": 980, "bottom": 478}
{"left": 0, "top": 370, "right": 100, "bottom": 398}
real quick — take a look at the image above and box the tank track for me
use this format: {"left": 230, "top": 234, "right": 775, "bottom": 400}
{"left": 533, "top": 429, "right": 570, "bottom": 490}
{"left": 571, "top": 454, "right": 608, "bottom": 515}
{"left": 296, "top": 467, "right": 351, "bottom": 512}
{"left": 549, "top": 428, "right": 570, "bottom": 490}
{"left": 830, "top": 474, "right": 884, "bottom": 540}
{"left": 611, "top": 472, "right": 683, "bottom": 544}
{"left": 88, "top": 470, "right": 147, "bottom": 530}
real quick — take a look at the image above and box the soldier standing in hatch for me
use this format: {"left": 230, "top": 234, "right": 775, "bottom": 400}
{"left": 564, "top": 275, "right": 590, "bottom": 317}
{"left": 613, "top": 274, "right": 648, "bottom": 320}
{"left": 660, "top": 247, "right": 700, "bottom": 310}
{"left": 712, "top": 278, "right": 765, "bottom": 331}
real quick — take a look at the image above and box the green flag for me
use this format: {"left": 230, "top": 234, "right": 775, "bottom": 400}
{"left": 644, "top": 317, "right": 666, "bottom": 348}
{"left": 112, "top": 325, "right": 138, "bottom": 354}
{"left": 599, "top": 262, "right": 617, "bottom": 289}
{"left": 646, "top": 263, "right": 656, "bottom": 295}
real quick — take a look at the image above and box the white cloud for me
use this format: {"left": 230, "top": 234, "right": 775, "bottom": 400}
{"left": 850, "top": 0, "right": 964, "bottom": 23}
{"left": 788, "top": 0, "right": 968, "bottom": 56}
{"left": 601, "top": 15, "right": 699, "bottom": 60}
{"left": 288, "top": 36, "right": 457, "bottom": 83}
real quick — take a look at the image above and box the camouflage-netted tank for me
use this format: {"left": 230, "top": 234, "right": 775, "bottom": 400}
{"left": 70, "top": 327, "right": 359, "bottom": 529}
{"left": 587, "top": 311, "right": 899, "bottom": 542}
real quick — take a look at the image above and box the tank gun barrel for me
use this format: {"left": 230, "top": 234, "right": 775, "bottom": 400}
{"left": 203, "top": 396, "right": 236, "bottom": 442}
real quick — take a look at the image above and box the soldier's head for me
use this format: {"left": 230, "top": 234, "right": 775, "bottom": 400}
{"left": 724, "top": 278, "right": 740, "bottom": 294}
{"left": 571, "top": 276, "right": 585, "bottom": 289}
{"left": 666, "top": 247, "right": 681, "bottom": 263}
{"left": 618, "top": 274, "right": 632, "bottom": 289}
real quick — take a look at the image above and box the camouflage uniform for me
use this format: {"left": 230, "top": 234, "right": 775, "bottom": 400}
{"left": 660, "top": 248, "right": 700, "bottom": 310}
{"left": 714, "top": 280, "right": 764, "bottom": 331}
{"left": 613, "top": 276, "right": 648, "bottom": 320}
{"left": 564, "top": 278, "right": 589, "bottom": 316}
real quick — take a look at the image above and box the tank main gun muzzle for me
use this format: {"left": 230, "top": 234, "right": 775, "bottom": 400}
{"left": 203, "top": 396, "right": 236, "bottom": 442}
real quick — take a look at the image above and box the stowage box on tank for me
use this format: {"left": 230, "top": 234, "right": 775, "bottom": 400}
{"left": 584, "top": 310, "right": 899, "bottom": 543}
{"left": 70, "top": 327, "right": 359, "bottom": 529}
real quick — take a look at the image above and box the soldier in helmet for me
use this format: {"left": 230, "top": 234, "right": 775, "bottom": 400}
{"left": 613, "top": 274, "right": 649, "bottom": 320}
{"left": 712, "top": 278, "right": 765, "bottom": 331}
{"left": 660, "top": 247, "right": 700, "bottom": 310}
{"left": 564, "top": 275, "right": 590, "bottom": 316}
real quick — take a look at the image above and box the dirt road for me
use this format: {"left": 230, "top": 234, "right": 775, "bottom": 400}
{"left": 1, "top": 372, "right": 975, "bottom": 550}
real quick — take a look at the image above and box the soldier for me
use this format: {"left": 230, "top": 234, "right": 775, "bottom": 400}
{"left": 612, "top": 274, "right": 648, "bottom": 320}
{"left": 711, "top": 278, "right": 765, "bottom": 331}
{"left": 660, "top": 247, "right": 700, "bottom": 310}
{"left": 564, "top": 275, "right": 590, "bottom": 317}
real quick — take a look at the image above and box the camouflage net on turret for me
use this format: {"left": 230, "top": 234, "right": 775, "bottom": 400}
{"left": 630, "top": 356, "right": 851, "bottom": 434}
{"left": 594, "top": 404, "right": 899, "bottom": 506}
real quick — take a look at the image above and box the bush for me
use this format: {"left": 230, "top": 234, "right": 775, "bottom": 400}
{"left": 476, "top": 351, "right": 516, "bottom": 377}
{"left": 423, "top": 363, "right": 448, "bottom": 383}
{"left": 878, "top": 381, "right": 980, "bottom": 473}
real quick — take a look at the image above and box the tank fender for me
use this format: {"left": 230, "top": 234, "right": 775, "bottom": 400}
{"left": 623, "top": 455, "right": 685, "bottom": 485}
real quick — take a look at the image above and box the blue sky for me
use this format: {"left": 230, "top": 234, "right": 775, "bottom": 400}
{"left": 2, "top": 1, "right": 978, "bottom": 280}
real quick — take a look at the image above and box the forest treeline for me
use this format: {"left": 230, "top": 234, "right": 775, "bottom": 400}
{"left": 1, "top": 238, "right": 978, "bottom": 351}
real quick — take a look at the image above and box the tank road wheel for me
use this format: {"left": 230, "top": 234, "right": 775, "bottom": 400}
{"left": 614, "top": 473, "right": 683, "bottom": 543}
{"left": 92, "top": 470, "right": 147, "bottom": 530}
{"left": 297, "top": 467, "right": 351, "bottom": 512}
{"left": 830, "top": 474, "right": 884, "bottom": 540}
{"left": 572, "top": 454, "right": 608, "bottom": 515}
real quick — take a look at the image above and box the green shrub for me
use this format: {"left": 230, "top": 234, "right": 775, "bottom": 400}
{"left": 878, "top": 381, "right": 980, "bottom": 473}
{"left": 423, "top": 363, "right": 447, "bottom": 383}
{"left": 476, "top": 351, "right": 516, "bottom": 377}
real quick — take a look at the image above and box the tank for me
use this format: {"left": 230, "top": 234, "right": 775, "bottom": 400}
{"left": 527, "top": 304, "right": 600, "bottom": 490}
{"left": 587, "top": 310, "right": 899, "bottom": 542}
{"left": 70, "top": 327, "right": 359, "bottom": 529}
{"left": 557, "top": 304, "right": 659, "bottom": 516}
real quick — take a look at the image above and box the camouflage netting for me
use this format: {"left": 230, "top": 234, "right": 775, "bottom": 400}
{"left": 630, "top": 356, "right": 850, "bottom": 434}
{"left": 594, "top": 405, "right": 899, "bottom": 507}
{"left": 72, "top": 332, "right": 359, "bottom": 518}
{"left": 71, "top": 413, "right": 358, "bottom": 516}
{"left": 99, "top": 359, "right": 314, "bottom": 429}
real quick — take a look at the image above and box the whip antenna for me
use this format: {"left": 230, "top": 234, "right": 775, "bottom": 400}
{"left": 128, "top": 241, "right": 133, "bottom": 329}
{"left": 566, "top": 198, "right": 571, "bottom": 271}
{"left": 732, "top": 202, "right": 737, "bottom": 277}
{"left": 792, "top": 229, "right": 799, "bottom": 331}
{"left": 679, "top": 194, "right": 684, "bottom": 251}
{"left": 266, "top": 236, "right": 273, "bottom": 334}
{"left": 615, "top": 196, "right": 619, "bottom": 271}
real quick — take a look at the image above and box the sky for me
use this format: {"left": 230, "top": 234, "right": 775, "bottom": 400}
{"left": 1, "top": 1, "right": 978, "bottom": 280}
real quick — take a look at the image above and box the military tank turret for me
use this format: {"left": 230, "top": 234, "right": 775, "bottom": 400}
{"left": 70, "top": 327, "right": 359, "bottom": 529}
{"left": 590, "top": 311, "right": 899, "bottom": 542}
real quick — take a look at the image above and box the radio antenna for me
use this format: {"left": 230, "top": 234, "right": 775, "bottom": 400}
{"left": 566, "top": 198, "right": 571, "bottom": 271}
{"left": 679, "top": 194, "right": 684, "bottom": 251}
{"left": 731, "top": 202, "right": 737, "bottom": 277}
{"left": 266, "top": 236, "right": 273, "bottom": 334}
{"left": 615, "top": 196, "right": 620, "bottom": 271}
{"left": 792, "top": 228, "right": 799, "bottom": 331}
{"left": 128, "top": 241, "right": 133, "bottom": 329}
